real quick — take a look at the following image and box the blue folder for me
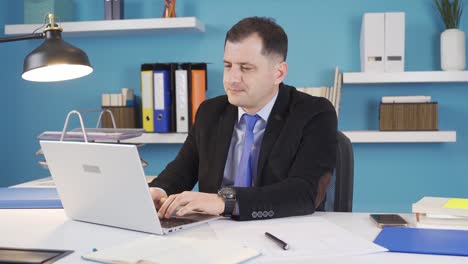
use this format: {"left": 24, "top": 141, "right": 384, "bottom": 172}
{"left": 0, "top": 188, "right": 62, "bottom": 209}
{"left": 374, "top": 226, "right": 468, "bottom": 256}
{"left": 153, "top": 69, "right": 171, "bottom": 133}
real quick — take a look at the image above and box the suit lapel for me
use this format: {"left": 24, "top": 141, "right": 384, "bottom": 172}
{"left": 213, "top": 103, "right": 237, "bottom": 189}
{"left": 254, "top": 84, "right": 291, "bottom": 186}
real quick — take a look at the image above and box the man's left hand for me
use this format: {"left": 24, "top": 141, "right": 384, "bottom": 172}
{"left": 158, "top": 191, "right": 225, "bottom": 219}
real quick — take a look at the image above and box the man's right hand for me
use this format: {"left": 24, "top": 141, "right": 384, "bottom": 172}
{"left": 149, "top": 187, "right": 168, "bottom": 209}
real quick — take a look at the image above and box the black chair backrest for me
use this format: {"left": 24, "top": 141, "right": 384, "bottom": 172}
{"left": 324, "top": 131, "right": 354, "bottom": 212}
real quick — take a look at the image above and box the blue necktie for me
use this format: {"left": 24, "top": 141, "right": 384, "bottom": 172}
{"left": 234, "top": 114, "right": 260, "bottom": 187}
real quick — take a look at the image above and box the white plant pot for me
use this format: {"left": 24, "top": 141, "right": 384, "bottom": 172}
{"left": 441, "top": 29, "right": 466, "bottom": 71}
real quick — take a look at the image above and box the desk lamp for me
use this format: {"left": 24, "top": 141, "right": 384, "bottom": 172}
{"left": 0, "top": 13, "right": 93, "bottom": 82}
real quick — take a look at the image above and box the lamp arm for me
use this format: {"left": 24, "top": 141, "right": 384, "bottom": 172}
{"left": 0, "top": 33, "right": 45, "bottom": 43}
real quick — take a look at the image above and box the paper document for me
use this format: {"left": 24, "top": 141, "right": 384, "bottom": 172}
{"left": 11, "top": 177, "right": 55, "bottom": 188}
{"left": 0, "top": 188, "right": 62, "bottom": 209}
{"left": 374, "top": 227, "right": 468, "bottom": 256}
{"left": 82, "top": 235, "right": 260, "bottom": 264}
{"left": 209, "top": 216, "right": 387, "bottom": 261}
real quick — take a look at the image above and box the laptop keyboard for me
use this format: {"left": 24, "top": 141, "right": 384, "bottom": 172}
{"left": 159, "top": 217, "right": 197, "bottom": 228}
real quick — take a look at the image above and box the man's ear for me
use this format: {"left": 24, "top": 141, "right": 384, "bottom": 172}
{"left": 274, "top": 61, "right": 288, "bottom": 85}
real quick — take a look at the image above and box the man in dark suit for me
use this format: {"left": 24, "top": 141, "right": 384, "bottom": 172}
{"left": 149, "top": 17, "right": 337, "bottom": 221}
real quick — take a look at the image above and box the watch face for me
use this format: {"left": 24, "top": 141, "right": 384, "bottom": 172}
{"left": 219, "top": 187, "right": 236, "bottom": 199}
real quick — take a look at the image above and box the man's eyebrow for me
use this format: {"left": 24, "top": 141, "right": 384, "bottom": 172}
{"left": 223, "top": 60, "right": 254, "bottom": 66}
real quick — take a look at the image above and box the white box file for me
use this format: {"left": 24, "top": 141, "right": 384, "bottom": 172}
{"left": 384, "top": 12, "right": 405, "bottom": 72}
{"left": 360, "top": 13, "right": 385, "bottom": 72}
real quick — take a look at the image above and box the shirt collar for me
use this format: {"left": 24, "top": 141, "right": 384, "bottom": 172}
{"left": 237, "top": 89, "right": 279, "bottom": 123}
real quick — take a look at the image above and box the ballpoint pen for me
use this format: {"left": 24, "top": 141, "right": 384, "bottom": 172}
{"left": 265, "top": 232, "right": 289, "bottom": 250}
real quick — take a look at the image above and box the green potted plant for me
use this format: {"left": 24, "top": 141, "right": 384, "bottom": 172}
{"left": 434, "top": 0, "right": 465, "bottom": 70}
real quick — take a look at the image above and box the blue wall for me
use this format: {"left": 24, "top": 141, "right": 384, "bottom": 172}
{"left": 1, "top": 0, "right": 467, "bottom": 213}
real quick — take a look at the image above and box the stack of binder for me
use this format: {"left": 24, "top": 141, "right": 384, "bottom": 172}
{"left": 412, "top": 197, "right": 468, "bottom": 230}
{"left": 379, "top": 96, "right": 438, "bottom": 131}
{"left": 140, "top": 63, "right": 207, "bottom": 133}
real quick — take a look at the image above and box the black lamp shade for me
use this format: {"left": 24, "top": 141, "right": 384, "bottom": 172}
{"left": 22, "top": 30, "right": 93, "bottom": 82}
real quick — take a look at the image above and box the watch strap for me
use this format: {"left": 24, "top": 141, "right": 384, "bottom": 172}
{"left": 223, "top": 197, "right": 236, "bottom": 217}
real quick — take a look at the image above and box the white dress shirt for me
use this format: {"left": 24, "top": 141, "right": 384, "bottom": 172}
{"left": 222, "top": 90, "right": 279, "bottom": 187}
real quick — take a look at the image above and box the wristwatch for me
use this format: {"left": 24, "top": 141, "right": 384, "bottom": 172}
{"left": 218, "top": 187, "right": 237, "bottom": 217}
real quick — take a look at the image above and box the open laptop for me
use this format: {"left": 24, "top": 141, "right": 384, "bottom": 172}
{"left": 39, "top": 140, "right": 220, "bottom": 235}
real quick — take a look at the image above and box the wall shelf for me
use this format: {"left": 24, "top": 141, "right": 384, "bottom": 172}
{"left": 120, "top": 131, "right": 456, "bottom": 144}
{"left": 343, "top": 71, "right": 468, "bottom": 84}
{"left": 343, "top": 130, "right": 456, "bottom": 143}
{"left": 4, "top": 17, "right": 205, "bottom": 37}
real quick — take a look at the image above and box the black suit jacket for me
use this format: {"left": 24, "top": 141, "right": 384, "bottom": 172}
{"left": 149, "top": 83, "right": 337, "bottom": 220}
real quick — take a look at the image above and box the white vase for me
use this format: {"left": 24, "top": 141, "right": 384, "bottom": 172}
{"left": 441, "top": 29, "right": 466, "bottom": 71}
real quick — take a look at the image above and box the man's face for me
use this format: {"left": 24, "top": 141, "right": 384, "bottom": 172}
{"left": 223, "top": 34, "right": 286, "bottom": 114}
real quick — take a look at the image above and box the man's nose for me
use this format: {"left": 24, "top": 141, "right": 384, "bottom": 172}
{"left": 226, "top": 67, "right": 242, "bottom": 83}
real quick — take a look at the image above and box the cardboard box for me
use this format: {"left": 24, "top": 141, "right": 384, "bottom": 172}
{"left": 379, "top": 103, "right": 438, "bottom": 131}
{"left": 101, "top": 106, "right": 138, "bottom": 129}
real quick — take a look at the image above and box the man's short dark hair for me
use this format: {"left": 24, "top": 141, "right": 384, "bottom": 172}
{"left": 225, "top": 17, "right": 288, "bottom": 61}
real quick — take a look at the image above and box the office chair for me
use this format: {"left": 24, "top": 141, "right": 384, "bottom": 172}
{"left": 322, "top": 130, "right": 354, "bottom": 212}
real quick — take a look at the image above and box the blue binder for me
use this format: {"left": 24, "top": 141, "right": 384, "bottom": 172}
{"left": 153, "top": 69, "right": 171, "bottom": 132}
{"left": 374, "top": 226, "right": 468, "bottom": 256}
{"left": 0, "top": 188, "right": 62, "bottom": 209}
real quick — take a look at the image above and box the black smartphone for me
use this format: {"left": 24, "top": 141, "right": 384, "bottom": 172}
{"left": 370, "top": 214, "right": 408, "bottom": 228}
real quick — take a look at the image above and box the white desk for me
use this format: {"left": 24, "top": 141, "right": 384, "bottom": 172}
{"left": 0, "top": 210, "right": 466, "bottom": 263}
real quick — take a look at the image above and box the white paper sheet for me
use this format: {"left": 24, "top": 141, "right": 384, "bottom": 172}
{"left": 208, "top": 216, "right": 387, "bottom": 262}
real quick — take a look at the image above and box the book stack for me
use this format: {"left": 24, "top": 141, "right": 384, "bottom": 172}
{"left": 296, "top": 67, "right": 342, "bottom": 116}
{"left": 101, "top": 88, "right": 137, "bottom": 128}
{"left": 140, "top": 63, "right": 207, "bottom": 133}
{"left": 379, "top": 95, "right": 438, "bottom": 131}
{"left": 412, "top": 196, "right": 468, "bottom": 230}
